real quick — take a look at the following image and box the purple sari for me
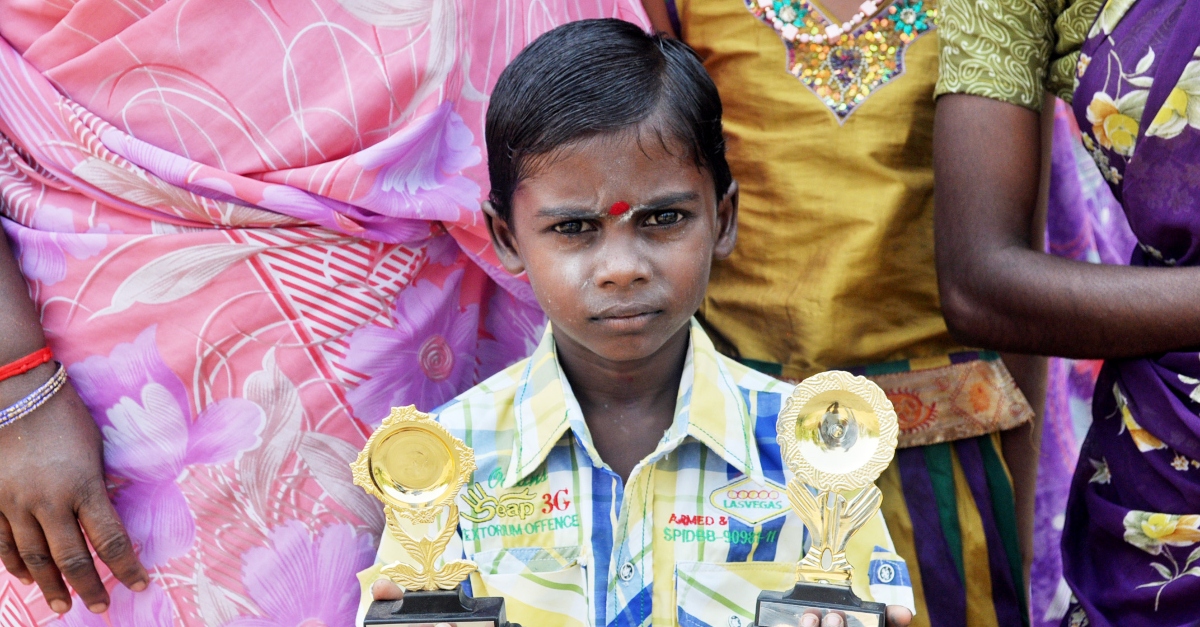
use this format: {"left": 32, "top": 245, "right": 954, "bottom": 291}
{"left": 1063, "top": 1, "right": 1200, "bottom": 625}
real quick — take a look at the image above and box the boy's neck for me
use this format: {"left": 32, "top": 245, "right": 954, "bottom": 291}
{"left": 553, "top": 324, "right": 691, "bottom": 483}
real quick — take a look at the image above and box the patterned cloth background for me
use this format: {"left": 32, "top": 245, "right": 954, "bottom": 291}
{"left": 0, "top": 2, "right": 646, "bottom": 624}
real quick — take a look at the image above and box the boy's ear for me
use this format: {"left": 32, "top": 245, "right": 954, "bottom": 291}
{"left": 482, "top": 201, "right": 527, "bottom": 275}
{"left": 713, "top": 180, "right": 738, "bottom": 260}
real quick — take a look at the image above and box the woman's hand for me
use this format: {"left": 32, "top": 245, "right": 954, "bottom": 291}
{"left": 0, "top": 223, "right": 146, "bottom": 615}
{"left": 0, "top": 367, "right": 148, "bottom": 614}
{"left": 799, "top": 605, "right": 915, "bottom": 627}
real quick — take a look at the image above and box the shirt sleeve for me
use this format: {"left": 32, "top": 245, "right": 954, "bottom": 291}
{"left": 935, "top": 0, "right": 1062, "bottom": 111}
{"left": 1047, "top": 0, "right": 1106, "bottom": 102}
{"left": 847, "top": 510, "right": 917, "bottom": 615}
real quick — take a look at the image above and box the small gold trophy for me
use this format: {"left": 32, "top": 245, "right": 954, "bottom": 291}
{"left": 352, "top": 406, "right": 520, "bottom": 626}
{"left": 752, "top": 371, "right": 899, "bottom": 627}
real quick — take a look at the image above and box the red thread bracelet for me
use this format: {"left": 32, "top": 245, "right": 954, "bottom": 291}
{"left": 0, "top": 347, "right": 53, "bottom": 383}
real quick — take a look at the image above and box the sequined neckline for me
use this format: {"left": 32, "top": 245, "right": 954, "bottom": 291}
{"left": 744, "top": 0, "right": 936, "bottom": 123}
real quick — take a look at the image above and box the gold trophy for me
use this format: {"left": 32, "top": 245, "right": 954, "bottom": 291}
{"left": 352, "top": 406, "right": 520, "bottom": 627}
{"left": 753, "top": 371, "right": 899, "bottom": 627}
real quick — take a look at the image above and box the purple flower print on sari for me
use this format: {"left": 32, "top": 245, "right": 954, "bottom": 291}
{"left": 355, "top": 102, "right": 482, "bottom": 221}
{"left": 478, "top": 285, "right": 546, "bottom": 378}
{"left": 69, "top": 327, "right": 264, "bottom": 566}
{"left": 51, "top": 582, "right": 175, "bottom": 627}
{"left": 223, "top": 521, "right": 374, "bottom": 627}
{"left": 424, "top": 231, "right": 461, "bottom": 267}
{"left": 2, "top": 205, "right": 108, "bottom": 285}
{"left": 345, "top": 267, "right": 479, "bottom": 420}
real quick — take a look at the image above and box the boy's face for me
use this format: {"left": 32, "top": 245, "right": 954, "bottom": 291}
{"left": 485, "top": 128, "right": 737, "bottom": 365}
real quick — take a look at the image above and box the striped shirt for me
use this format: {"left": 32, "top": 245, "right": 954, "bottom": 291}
{"left": 357, "top": 320, "right": 915, "bottom": 627}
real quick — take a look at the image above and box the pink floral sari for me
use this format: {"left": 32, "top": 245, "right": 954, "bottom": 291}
{"left": 0, "top": 2, "right": 647, "bottom": 625}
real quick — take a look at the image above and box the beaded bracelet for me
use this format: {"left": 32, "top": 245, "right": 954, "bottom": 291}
{"left": 0, "top": 363, "right": 67, "bottom": 431}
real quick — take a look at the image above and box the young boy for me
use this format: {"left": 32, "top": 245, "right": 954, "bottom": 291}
{"left": 358, "top": 19, "right": 915, "bottom": 627}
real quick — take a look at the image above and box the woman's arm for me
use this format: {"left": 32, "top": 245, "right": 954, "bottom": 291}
{"left": 934, "top": 94, "right": 1200, "bottom": 359}
{"left": 640, "top": 0, "right": 678, "bottom": 37}
{"left": 0, "top": 233, "right": 147, "bottom": 614}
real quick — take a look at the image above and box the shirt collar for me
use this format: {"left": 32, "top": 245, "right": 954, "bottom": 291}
{"left": 503, "top": 319, "right": 765, "bottom": 488}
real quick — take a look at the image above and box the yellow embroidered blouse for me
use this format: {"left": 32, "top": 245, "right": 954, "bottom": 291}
{"left": 680, "top": 0, "right": 950, "bottom": 379}
{"left": 678, "top": 0, "right": 1036, "bottom": 447}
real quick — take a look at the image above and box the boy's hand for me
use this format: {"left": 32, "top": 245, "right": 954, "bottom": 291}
{"left": 371, "top": 578, "right": 404, "bottom": 601}
{"left": 369, "top": 581, "right": 448, "bottom": 627}
{"left": 801, "top": 606, "right": 912, "bottom": 627}
{"left": 886, "top": 606, "right": 914, "bottom": 626}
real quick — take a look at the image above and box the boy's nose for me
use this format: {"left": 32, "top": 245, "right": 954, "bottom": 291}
{"left": 592, "top": 238, "right": 651, "bottom": 288}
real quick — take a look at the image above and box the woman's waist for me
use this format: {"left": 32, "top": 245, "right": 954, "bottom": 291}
{"left": 700, "top": 310, "right": 1034, "bottom": 448}
{"left": 700, "top": 278, "right": 952, "bottom": 375}
{"left": 1102, "top": 352, "right": 1200, "bottom": 459}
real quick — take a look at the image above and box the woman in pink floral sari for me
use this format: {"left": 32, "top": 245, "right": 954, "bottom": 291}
{"left": 0, "top": 2, "right": 647, "bottom": 625}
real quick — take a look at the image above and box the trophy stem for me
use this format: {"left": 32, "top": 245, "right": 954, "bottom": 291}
{"left": 797, "top": 549, "right": 854, "bottom": 585}
{"left": 796, "top": 490, "right": 853, "bottom": 585}
{"left": 789, "top": 485, "right": 883, "bottom": 586}
{"left": 381, "top": 503, "right": 478, "bottom": 591}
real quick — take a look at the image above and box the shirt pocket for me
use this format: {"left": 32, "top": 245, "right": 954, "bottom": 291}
{"left": 675, "top": 561, "right": 795, "bottom": 627}
{"left": 471, "top": 546, "right": 590, "bottom": 627}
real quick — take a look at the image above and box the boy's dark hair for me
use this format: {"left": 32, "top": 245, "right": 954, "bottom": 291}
{"left": 485, "top": 19, "right": 731, "bottom": 221}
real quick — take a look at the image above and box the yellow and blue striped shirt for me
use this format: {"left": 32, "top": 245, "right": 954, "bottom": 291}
{"left": 358, "top": 320, "right": 915, "bottom": 627}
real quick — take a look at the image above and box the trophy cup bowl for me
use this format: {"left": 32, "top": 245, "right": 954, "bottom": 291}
{"left": 352, "top": 406, "right": 521, "bottom": 627}
{"left": 753, "top": 372, "right": 899, "bottom": 627}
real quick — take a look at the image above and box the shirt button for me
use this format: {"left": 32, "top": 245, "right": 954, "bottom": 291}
{"left": 618, "top": 562, "right": 635, "bottom": 582}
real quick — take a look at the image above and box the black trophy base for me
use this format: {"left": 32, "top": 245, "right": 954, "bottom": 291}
{"left": 753, "top": 582, "right": 885, "bottom": 627}
{"left": 364, "top": 586, "right": 521, "bottom": 627}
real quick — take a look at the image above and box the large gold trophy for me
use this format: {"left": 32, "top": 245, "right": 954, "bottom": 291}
{"left": 753, "top": 371, "right": 899, "bottom": 627}
{"left": 352, "top": 406, "right": 520, "bottom": 626}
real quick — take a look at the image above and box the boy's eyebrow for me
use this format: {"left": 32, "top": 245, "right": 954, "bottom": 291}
{"left": 536, "top": 205, "right": 601, "bottom": 219}
{"left": 636, "top": 192, "right": 699, "bottom": 212}
{"left": 535, "top": 192, "right": 701, "bottom": 219}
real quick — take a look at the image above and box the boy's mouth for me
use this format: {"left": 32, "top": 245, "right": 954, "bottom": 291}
{"left": 590, "top": 306, "right": 663, "bottom": 331}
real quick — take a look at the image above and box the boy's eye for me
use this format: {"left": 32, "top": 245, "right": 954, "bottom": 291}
{"left": 644, "top": 210, "right": 683, "bottom": 226}
{"left": 552, "top": 220, "right": 590, "bottom": 234}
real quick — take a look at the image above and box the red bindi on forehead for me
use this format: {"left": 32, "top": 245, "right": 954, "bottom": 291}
{"left": 608, "top": 201, "right": 631, "bottom": 216}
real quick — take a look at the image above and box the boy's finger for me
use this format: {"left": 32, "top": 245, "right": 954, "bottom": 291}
{"left": 9, "top": 513, "right": 70, "bottom": 614}
{"left": 372, "top": 578, "right": 405, "bottom": 601}
{"left": 0, "top": 513, "right": 32, "bottom": 585}
{"left": 822, "top": 612, "right": 845, "bottom": 627}
{"left": 39, "top": 507, "right": 109, "bottom": 613}
{"left": 800, "top": 612, "right": 819, "bottom": 627}
{"left": 77, "top": 489, "right": 147, "bottom": 592}
{"left": 886, "top": 606, "right": 913, "bottom": 627}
